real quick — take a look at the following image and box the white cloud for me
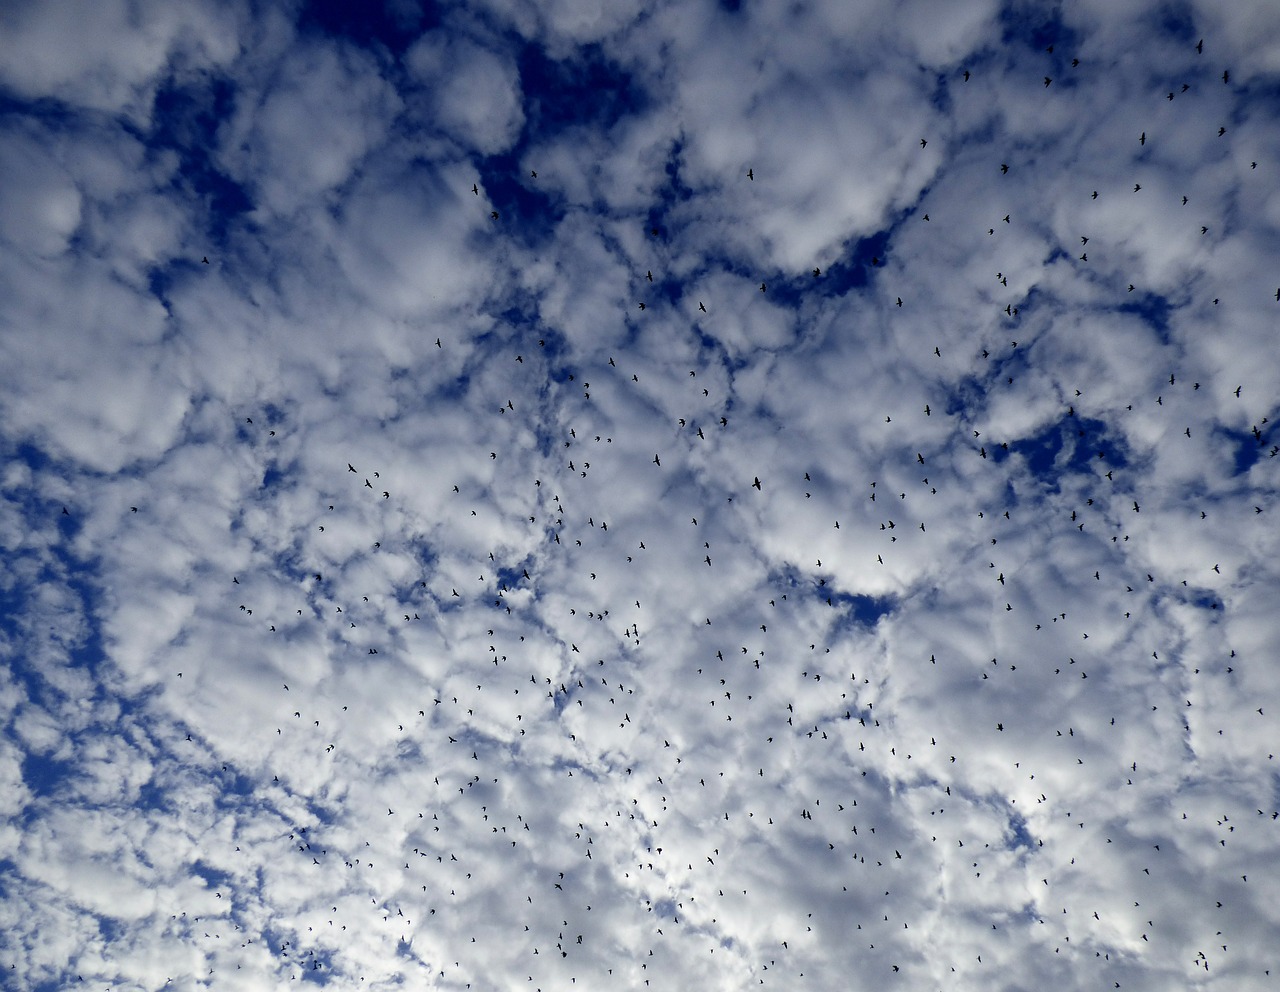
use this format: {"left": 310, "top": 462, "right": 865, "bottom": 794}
{"left": 1, "top": 2, "right": 1278, "bottom": 990}
{"left": 0, "top": 0, "right": 243, "bottom": 122}
{"left": 404, "top": 33, "right": 525, "bottom": 155}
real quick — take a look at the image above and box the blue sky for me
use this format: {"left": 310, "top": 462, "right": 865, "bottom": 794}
{"left": 1, "top": 1, "right": 1279, "bottom": 989}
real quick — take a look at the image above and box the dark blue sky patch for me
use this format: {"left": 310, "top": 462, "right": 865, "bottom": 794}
{"left": 136, "top": 777, "right": 167, "bottom": 811}
{"left": 214, "top": 765, "right": 261, "bottom": 805}
{"left": 261, "top": 464, "right": 287, "bottom": 490}
{"left": 20, "top": 752, "right": 73, "bottom": 799}
{"left": 1000, "top": 415, "right": 1127, "bottom": 486}
{"left": 148, "top": 76, "right": 254, "bottom": 245}
{"left": 816, "top": 230, "right": 890, "bottom": 297}
{"left": 494, "top": 562, "right": 531, "bottom": 590}
{"left": 1156, "top": 3, "right": 1200, "bottom": 46}
{"left": 189, "top": 858, "right": 236, "bottom": 894}
{"left": 1115, "top": 292, "right": 1175, "bottom": 346}
{"left": 474, "top": 150, "right": 565, "bottom": 237}
{"left": 517, "top": 43, "right": 646, "bottom": 134}
{"left": 298, "top": 946, "right": 337, "bottom": 983}
{"left": 1223, "top": 427, "right": 1262, "bottom": 476}
{"left": 773, "top": 559, "right": 895, "bottom": 627}
{"left": 652, "top": 896, "right": 678, "bottom": 919}
{"left": 1000, "top": 4, "right": 1080, "bottom": 63}
{"left": 827, "top": 589, "right": 894, "bottom": 627}
{"left": 1007, "top": 810, "right": 1035, "bottom": 850}
{"left": 297, "top": 0, "right": 437, "bottom": 56}
{"left": 0, "top": 90, "right": 80, "bottom": 128}
{"left": 471, "top": 44, "right": 645, "bottom": 236}
{"left": 662, "top": 138, "right": 697, "bottom": 203}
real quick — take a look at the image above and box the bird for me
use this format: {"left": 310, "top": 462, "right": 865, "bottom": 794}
{"left": 747, "top": 168, "right": 754, "bottom": 180}
{"left": 471, "top": 184, "right": 479, "bottom": 194}
{"left": 201, "top": 256, "right": 209, "bottom": 264}
{"left": 752, "top": 477, "right": 762, "bottom": 490}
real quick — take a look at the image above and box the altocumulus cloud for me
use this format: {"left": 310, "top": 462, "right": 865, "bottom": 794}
{"left": 1, "top": 1, "right": 1279, "bottom": 989}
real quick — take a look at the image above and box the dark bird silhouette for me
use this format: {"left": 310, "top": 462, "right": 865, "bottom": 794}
{"left": 752, "top": 477, "right": 761, "bottom": 490}
{"left": 747, "top": 168, "right": 754, "bottom": 180}
{"left": 201, "top": 256, "right": 209, "bottom": 264}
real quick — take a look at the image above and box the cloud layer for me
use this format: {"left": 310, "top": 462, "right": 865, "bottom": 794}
{"left": 1, "top": 1, "right": 1278, "bottom": 990}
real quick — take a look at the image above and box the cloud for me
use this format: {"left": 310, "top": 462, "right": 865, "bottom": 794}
{"left": 1, "top": 2, "right": 1278, "bottom": 990}
{"left": 0, "top": 0, "right": 243, "bottom": 121}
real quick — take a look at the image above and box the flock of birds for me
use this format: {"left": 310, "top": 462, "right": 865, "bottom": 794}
{"left": 25, "top": 27, "right": 1278, "bottom": 992}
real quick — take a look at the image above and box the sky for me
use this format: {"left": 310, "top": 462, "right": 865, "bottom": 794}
{"left": 1, "top": 1, "right": 1279, "bottom": 989}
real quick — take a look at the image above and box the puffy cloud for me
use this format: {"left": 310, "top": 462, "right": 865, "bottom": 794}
{"left": 1, "top": 2, "right": 1278, "bottom": 990}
